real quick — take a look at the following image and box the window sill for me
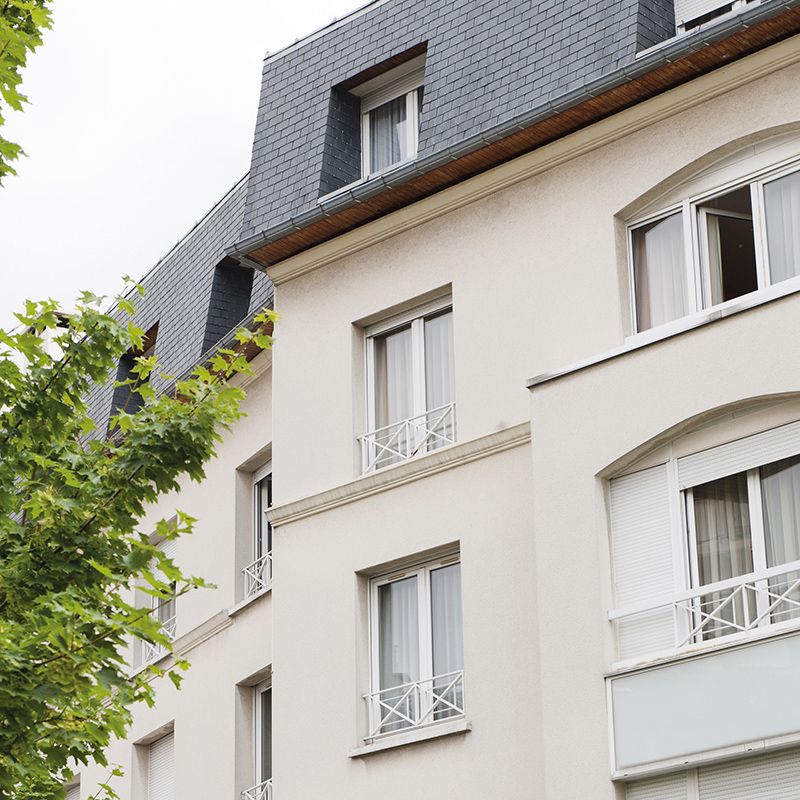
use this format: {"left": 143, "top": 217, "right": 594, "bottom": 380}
{"left": 228, "top": 585, "right": 272, "bottom": 618}
{"left": 527, "top": 277, "right": 800, "bottom": 389}
{"left": 349, "top": 718, "right": 471, "bottom": 758}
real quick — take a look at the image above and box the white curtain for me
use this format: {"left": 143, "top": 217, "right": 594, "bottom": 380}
{"left": 760, "top": 456, "right": 800, "bottom": 622}
{"left": 369, "top": 95, "right": 407, "bottom": 173}
{"left": 692, "top": 472, "right": 754, "bottom": 636}
{"left": 764, "top": 170, "right": 800, "bottom": 284}
{"left": 378, "top": 576, "right": 419, "bottom": 690}
{"left": 633, "top": 212, "right": 688, "bottom": 331}
{"left": 430, "top": 564, "right": 464, "bottom": 719}
{"left": 375, "top": 325, "right": 413, "bottom": 429}
{"left": 424, "top": 311, "right": 454, "bottom": 447}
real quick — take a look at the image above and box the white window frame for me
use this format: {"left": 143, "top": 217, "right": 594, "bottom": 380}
{"left": 252, "top": 463, "right": 272, "bottom": 565}
{"left": 357, "top": 63, "right": 424, "bottom": 178}
{"left": 627, "top": 157, "right": 800, "bottom": 335}
{"left": 254, "top": 681, "right": 271, "bottom": 786}
{"left": 364, "top": 296, "right": 453, "bottom": 441}
{"left": 367, "top": 552, "right": 463, "bottom": 737}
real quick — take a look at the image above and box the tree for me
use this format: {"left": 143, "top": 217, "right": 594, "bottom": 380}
{"left": 0, "top": 0, "right": 53, "bottom": 182}
{"left": 0, "top": 289, "right": 275, "bottom": 799}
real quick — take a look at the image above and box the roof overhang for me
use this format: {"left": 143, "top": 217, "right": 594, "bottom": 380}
{"left": 230, "top": 0, "right": 800, "bottom": 269}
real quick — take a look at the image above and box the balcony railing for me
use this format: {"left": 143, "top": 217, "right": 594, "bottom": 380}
{"left": 358, "top": 402, "right": 456, "bottom": 473}
{"left": 364, "top": 670, "right": 465, "bottom": 740}
{"left": 610, "top": 558, "right": 800, "bottom": 661}
{"left": 242, "top": 779, "right": 272, "bottom": 800}
{"left": 141, "top": 612, "right": 176, "bottom": 666}
{"left": 243, "top": 552, "right": 272, "bottom": 598}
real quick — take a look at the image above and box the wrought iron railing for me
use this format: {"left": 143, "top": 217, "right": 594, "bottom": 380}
{"left": 243, "top": 552, "right": 273, "bottom": 598}
{"left": 241, "top": 779, "right": 272, "bottom": 800}
{"left": 141, "top": 612, "right": 176, "bottom": 666}
{"left": 364, "top": 670, "right": 465, "bottom": 740}
{"left": 358, "top": 402, "right": 456, "bottom": 473}
{"left": 610, "top": 559, "right": 800, "bottom": 659}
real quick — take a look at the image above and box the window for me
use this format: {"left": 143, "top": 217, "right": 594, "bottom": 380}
{"left": 148, "top": 733, "right": 174, "bottom": 800}
{"left": 65, "top": 782, "right": 80, "bottom": 800}
{"left": 243, "top": 683, "right": 273, "bottom": 800}
{"left": 110, "top": 322, "right": 158, "bottom": 418}
{"left": 685, "top": 454, "right": 800, "bottom": 641}
{"left": 366, "top": 555, "right": 464, "bottom": 740}
{"left": 141, "top": 538, "right": 177, "bottom": 666}
{"left": 353, "top": 56, "right": 424, "bottom": 178}
{"left": 629, "top": 161, "right": 800, "bottom": 332}
{"left": 361, "top": 299, "right": 455, "bottom": 472}
{"left": 675, "top": 0, "right": 754, "bottom": 33}
{"left": 243, "top": 464, "right": 272, "bottom": 598}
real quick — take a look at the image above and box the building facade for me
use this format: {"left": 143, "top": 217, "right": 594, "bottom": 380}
{"left": 72, "top": 0, "right": 800, "bottom": 798}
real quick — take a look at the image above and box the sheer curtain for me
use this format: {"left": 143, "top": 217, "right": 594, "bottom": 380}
{"left": 430, "top": 564, "right": 464, "bottom": 719}
{"left": 424, "top": 310, "right": 454, "bottom": 446}
{"left": 633, "top": 212, "right": 688, "bottom": 331}
{"left": 374, "top": 325, "right": 413, "bottom": 463}
{"left": 369, "top": 95, "right": 407, "bottom": 174}
{"left": 764, "top": 170, "right": 800, "bottom": 284}
{"left": 761, "top": 455, "right": 800, "bottom": 622}
{"left": 692, "top": 472, "right": 754, "bottom": 637}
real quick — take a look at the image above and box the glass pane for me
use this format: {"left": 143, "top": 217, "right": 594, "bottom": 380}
{"left": 761, "top": 455, "right": 800, "bottom": 624}
{"left": 374, "top": 325, "right": 413, "bottom": 429}
{"left": 430, "top": 564, "right": 464, "bottom": 720}
{"left": 259, "top": 688, "right": 272, "bottom": 782}
{"left": 254, "top": 474, "right": 272, "bottom": 560}
{"left": 632, "top": 212, "right": 687, "bottom": 331}
{"left": 691, "top": 472, "right": 754, "bottom": 639}
{"left": 369, "top": 95, "right": 407, "bottom": 173}
{"left": 699, "top": 186, "right": 757, "bottom": 305}
{"left": 378, "top": 576, "right": 419, "bottom": 732}
{"left": 764, "top": 169, "right": 800, "bottom": 284}
{"left": 424, "top": 310, "right": 455, "bottom": 450}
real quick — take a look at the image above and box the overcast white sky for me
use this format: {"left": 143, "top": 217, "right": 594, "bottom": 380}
{"left": 0, "top": 0, "right": 362, "bottom": 328}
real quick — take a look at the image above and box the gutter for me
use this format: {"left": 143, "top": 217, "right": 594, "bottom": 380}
{"left": 227, "top": 0, "right": 800, "bottom": 261}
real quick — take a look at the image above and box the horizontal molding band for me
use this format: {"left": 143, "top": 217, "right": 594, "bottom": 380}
{"left": 269, "top": 422, "right": 531, "bottom": 526}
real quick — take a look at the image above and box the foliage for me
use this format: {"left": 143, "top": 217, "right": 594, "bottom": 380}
{"left": 0, "top": 288, "right": 276, "bottom": 799}
{"left": 0, "top": 0, "right": 53, "bottom": 182}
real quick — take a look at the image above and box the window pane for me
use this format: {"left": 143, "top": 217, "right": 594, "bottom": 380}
{"left": 761, "top": 455, "right": 800, "bottom": 624}
{"left": 255, "top": 474, "right": 272, "bottom": 560}
{"left": 632, "top": 213, "right": 687, "bottom": 331}
{"left": 378, "top": 576, "right": 419, "bottom": 689}
{"left": 424, "top": 310, "right": 455, "bottom": 450}
{"left": 258, "top": 688, "right": 272, "bottom": 782}
{"left": 764, "top": 169, "right": 800, "bottom": 284}
{"left": 699, "top": 186, "right": 757, "bottom": 305}
{"left": 430, "top": 563, "right": 464, "bottom": 721}
{"left": 374, "top": 324, "right": 413, "bottom": 429}
{"left": 369, "top": 95, "right": 407, "bottom": 173}
{"left": 692, "top": 472, "right": 754, "bottom": 638}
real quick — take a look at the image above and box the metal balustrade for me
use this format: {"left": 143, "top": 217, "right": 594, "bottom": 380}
{"left": 241, "top": 779, "right": 272, "bottom": 800}
{"left": 358, "top": 402, "right": 456, "bottom": 473}
{"left": 364, "top": 670, "right": 465, "bottom": 740}
{"left": 243, "top": 552, "right": 273, "bottom": 598}
{"left": 610, "top": 559, "right": 800, "bottom": 659}
{"left": 141, "top": 612, "right": 176, "bottom": 666}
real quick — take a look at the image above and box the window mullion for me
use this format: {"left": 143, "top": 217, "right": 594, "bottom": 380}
{"left": 411, "top": 317, "right": 427, "bottom": 420}
{"left": 748, "top": 467, "right": 771, "bottom": 628}
{"left": 419, "top": 566, "right": 433, "bottom": 683}
{"left": 751, "top": 179, "right": 771, "bottom": 288}
{"left": 683, "top": 200, "right": 703, "bottom": 312}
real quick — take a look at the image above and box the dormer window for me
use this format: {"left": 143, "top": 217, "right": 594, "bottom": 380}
{"left": 675, "top": 0, "right": 755, "bottom": 34}
{"left": 352, "top": 54, "right": 425, "bottom": 178}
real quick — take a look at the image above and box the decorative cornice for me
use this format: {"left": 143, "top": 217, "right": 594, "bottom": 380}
{"left": 268, "top": 422, "right": 531, "bottom": 527}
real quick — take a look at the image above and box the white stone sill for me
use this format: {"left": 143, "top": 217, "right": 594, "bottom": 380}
{"left": 228, "top": 585, "right": 272, "bottom": 618}
{"left": 349, "top": 718, "right": 471, "bottom": 758}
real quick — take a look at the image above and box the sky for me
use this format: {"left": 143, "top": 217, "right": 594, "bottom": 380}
{"left": 0, "top": 0, "right": 362, "bottom": 328}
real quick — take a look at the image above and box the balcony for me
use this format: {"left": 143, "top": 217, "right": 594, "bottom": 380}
{"left": 610, "top": 558, "right": 800, "bottom": 664}
{"left": 242, "top": 780, "right": 272, "bottom": 800}
{"left": 364, "top": 670, "right": 465, "bottom": 741}
{"left": 243, "top": 552, "right": 272, "bottom": 598}
{"left": 358, "top": 402, "right": 456, "bottom": 473}
{"left": 141, "top": 611, "right": 176, "bottom": 666}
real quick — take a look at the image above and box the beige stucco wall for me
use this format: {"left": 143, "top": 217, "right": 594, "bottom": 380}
{"left": 77, "top": 33, "right": 800, "bottom": 800}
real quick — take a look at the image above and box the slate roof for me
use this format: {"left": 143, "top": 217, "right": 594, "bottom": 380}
{"left": 84, "top": 175, "right": 273, "bottom": 429}
{"left": 238, "top": 0, "right": 675, "bottom": 244}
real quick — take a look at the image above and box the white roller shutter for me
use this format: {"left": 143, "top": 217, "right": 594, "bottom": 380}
{"left": 677, "top": 420, "right": 800, "bottom": 489}
{"left": 158, "top": 537, "right": 177, "bottom": 564}
{"left": 610, "top": 464, "right": 676, "bottom": 660}
{"left": 65, "top": 784, "right": 80, "bottom": 800}
{"left": 148, "top": 732, "right": 174, "bottom": 800}
{"left": 699, "top": 748, "right": 800, "bottom": 799}
{"left": 674, "top": 0, "right": 732, "bottom": 26}
{"left": 627, "top": 772, "right": 688, "bottom": 800}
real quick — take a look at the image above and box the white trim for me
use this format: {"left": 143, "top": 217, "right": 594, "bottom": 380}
{"left": 349, "top": 717, "right": 471, "bottom": 757}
